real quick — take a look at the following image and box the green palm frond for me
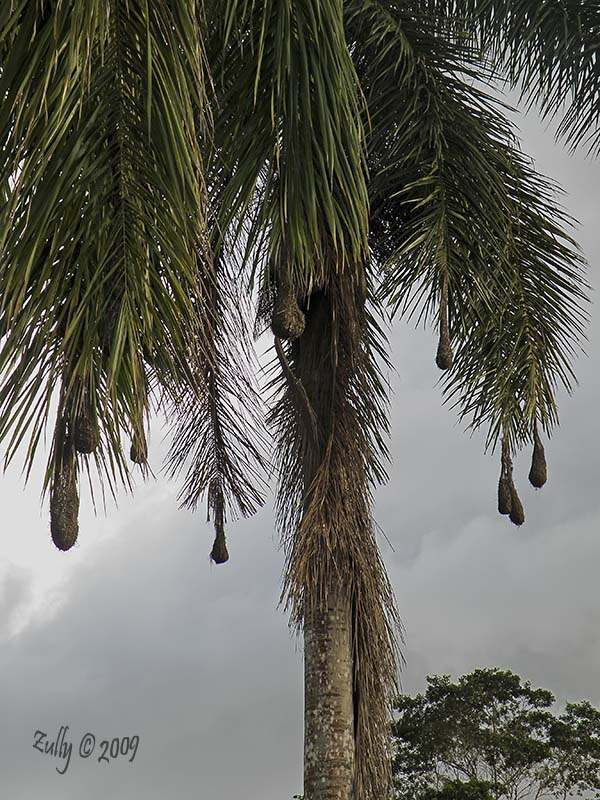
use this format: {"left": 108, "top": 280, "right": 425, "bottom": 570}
{"left": 441, "top": 148, "right": 589, "bottom": 454}
{"left": 0, "top": 2, "right": 209, "bottom": 508}
{"left": 358, "top": 5, "right": 589, "bottom": 515}
{"left": 211, "top": 0, "right": 370, "bottom": 293}
{"left": 415, "top": 0, "right": 600, "bottom": 154}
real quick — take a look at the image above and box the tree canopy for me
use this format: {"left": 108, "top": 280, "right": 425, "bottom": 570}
{"left": 392, "top": 669, "right": 600, "bottom": 800}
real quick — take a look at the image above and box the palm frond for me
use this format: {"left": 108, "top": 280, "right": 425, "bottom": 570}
{"left": 360, "top": 11, "right": 589, "bottom": 519}
{"left": 441, "top": 148, "right": 589, "bottom": 455}
{"left": 0, "top": 2, "right": 210, "bottom": 516}
{"left": 414, "top": 0, "right": 600, "bottom": 155}
{"left": 164, "top": 242, "right": 269, "bottom": 563}
{"left": 210, "top": 0, "right": 370, "bottom": 293}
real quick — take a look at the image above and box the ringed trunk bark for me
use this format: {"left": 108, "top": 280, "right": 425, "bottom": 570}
{"left": 304, "top": 578, "right": 355, "bottom": 800}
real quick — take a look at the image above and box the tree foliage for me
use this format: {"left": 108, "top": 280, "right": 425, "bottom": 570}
{"left": 392, "top": 669, "right": 600, "bottom": 800}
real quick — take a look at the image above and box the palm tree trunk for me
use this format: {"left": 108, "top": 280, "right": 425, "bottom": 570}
{"left": 275, "top": 276, "right": 398, "bottom": 800}
{"left": 303, "top": 577, "right": 355, "bottom": 800}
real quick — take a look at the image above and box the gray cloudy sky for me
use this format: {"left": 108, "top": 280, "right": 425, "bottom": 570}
{"left": 1, "top": 106, "right": 599, "bottom": 800}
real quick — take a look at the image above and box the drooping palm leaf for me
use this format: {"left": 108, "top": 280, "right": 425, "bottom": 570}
{"left": 413, "top": 0, "right": 600, "bottom": 155}
{"left": 0, "top": 1, "right": 210, "bottom": 520}
{"left": 211, "top": 0, "right": 370, "bottom": 292}
{"left": 164, "top": 240, "right": 269, "bottom": 563}
{"left": 354, "top": 0, "right": 589, "bottom": 522}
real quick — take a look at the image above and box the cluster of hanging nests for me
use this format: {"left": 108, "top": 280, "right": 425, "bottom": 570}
{"left": 435, "top": 291, "right": 548, "bottom": 527}
{"left": 50, "top": 275, "right": 548, "bottom": 551}
{"left": 50, "top": 392, "right": 147, "bottom": 552}
{"left": 496, "top": 423, "right": 547, "bottom": 526}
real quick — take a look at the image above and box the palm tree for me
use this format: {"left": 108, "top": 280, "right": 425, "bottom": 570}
{"left": 0, "top": 3, "right": 596, "bottom": 799}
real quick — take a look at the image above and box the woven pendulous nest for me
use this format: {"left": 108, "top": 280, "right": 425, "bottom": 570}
{"left": 50, "top": 468, "right": 79, "bottom": 551}
{"left": 130, "top": 430, "right": 148, "bottom": 464}
{"left": 499, "top": 436, "right": 525, "bottom": 526}
{"left": 210, "top": 504, "right": 229, "bottom": 564}
{"left": 435, "top": 324, "right": 453, "bottom": 370}
{"left": 271, "top": 285, "right": 306, "bottom": 341}
{"left": 509, "top": 484, "right": 525, "bottom": 526}
{"left": 74, "top": 407, "right": 99, "bottom": 454}
{"left": 210, "top": 532, "right": 229, "bottom": 564}
{"left": 497, "top": 474, "right": 512, "bottom": 515}
{"left": 529, "top": 422, "right": 548, "bottom": 489}
{"left": 435, "top": 275, "right": 453, "bottom": 370}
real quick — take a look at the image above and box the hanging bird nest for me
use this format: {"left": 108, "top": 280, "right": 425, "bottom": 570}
{"left": 210, "top": 502, "right": 229, "bottom": 564}
{"left": 435, "top": 275, "right": 453, "bottom": 370}
{"left": 50, "top": 466, "right": 79, "bottom": 551}
{"left": 271, "top": 283, "right": 306, "bottom": 341}
{"left": 497, "top": 474, "right": 512, "bottom": 515}
{"left": 509, "top": 484, "right": 525, "bottom": 526}
{"left": 130, "top": 429, "right": 148, "bottom": 464}
{"left": 528, "top": 421, "right": 548, "bottom": 488}
{"left": 74, "top": 406, "right": 99, "bottom": 454}
{"left": 498, "top": 435, "right": 525, "bottom": 526}
{"left": 210, "top": 532, "right": 229, "bottom": 564}
{"left": 435, "top": 325, "right": 453, "bottom": 370}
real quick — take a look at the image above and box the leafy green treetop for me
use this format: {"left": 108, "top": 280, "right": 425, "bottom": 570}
{"left": 392, "top": 669, "right": 600, "bottom": 800}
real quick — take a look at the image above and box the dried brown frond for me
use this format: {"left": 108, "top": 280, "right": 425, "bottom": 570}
{"left": 269, "top": 266, "right": 401, "bottom": 800}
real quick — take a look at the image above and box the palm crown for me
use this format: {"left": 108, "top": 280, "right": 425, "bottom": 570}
{"left": 0, "top": 2, "right": 596, "bottom": 799}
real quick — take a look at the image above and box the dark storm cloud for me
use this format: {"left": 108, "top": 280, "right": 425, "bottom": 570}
{"left": 1, "top": 482, "right": 303, "bottom": 799}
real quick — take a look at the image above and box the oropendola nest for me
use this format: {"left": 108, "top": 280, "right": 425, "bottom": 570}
{"left": 497, "top": 475, "right": 512, "bottom": 515}
{"left": 529, "top": 425, "right": 548, "bottom": 489}
{"left": 50, "top": 468, "right": 79, "bottom": 551}
{"left": 210, "top": 532, "right": 229, "bottom": 564}
{"left": 435, "top": 324, "right": 453, "bottom": 370}
{"left": 498, "top": 437, "right": 525, "bottom": 526}
{"left": 271, "top": 285, "right": 306, "bottom": 341}
{"left": 74, "top": 408, "right": 99, "bottom": 454}
{"left": 130, "top": 430, "right": 148, "bottom": 464}
{"left": 509, "top": 484, "right": 525, "bottom": 526}
{"left": 210, "top": 507, "right": 229, "bottom": 563}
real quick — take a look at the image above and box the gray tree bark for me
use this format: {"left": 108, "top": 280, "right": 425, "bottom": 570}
{"left": 303, "top": 579, "right": 355, "bottom": 800}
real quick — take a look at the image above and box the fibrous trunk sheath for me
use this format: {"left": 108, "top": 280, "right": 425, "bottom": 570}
{"left": 304, "top": 580, "right": 355, "bottom": 800}
{"left": 273, "top": 274, "right": 399, "bottom": 800}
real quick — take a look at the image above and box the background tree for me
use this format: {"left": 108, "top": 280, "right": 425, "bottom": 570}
{"left": 1, "top": 3, "right": 599, "bottom": 800}
{"left": 392, "top": 669, "right": 600, "bottom": 800}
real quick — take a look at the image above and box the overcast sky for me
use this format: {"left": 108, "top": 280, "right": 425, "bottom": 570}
{"left": 1, "top": 102, "right": 599, "bottom": 800}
